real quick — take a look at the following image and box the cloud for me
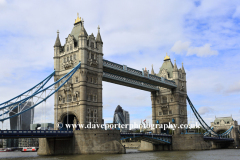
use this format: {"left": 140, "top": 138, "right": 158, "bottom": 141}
{"left": 198, "top": 106, "right": 213, "bottom": 115}
{"left": 0, "top": 0, "right": 6, "bottom": 5}
{"left": 232, "top": 6, "right": 240, "bottom": 18}
{"left": 171, "top": 41, "right": 218, "bottom": 57}
{"left": 170, "top": 41, "right": 191, "bottom": 54}
{"left": 225, "top": 81, "right": 240, "bottom": 94}
{"left": 187, "top": 43, "right": 218, "bottom": 57}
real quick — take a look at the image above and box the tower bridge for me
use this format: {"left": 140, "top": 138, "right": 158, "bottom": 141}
{"left": 0, "top": 14, "right": 239, "bottom": 155}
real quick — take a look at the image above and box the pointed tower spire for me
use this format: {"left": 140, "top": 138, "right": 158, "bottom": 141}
{"left": 151, "top": 64, "right": 155, "bottom": 75}
{"left": 182, "top": 62, "right": 186, "bottom": 73}
{"left": 96, "top": 25, "right": 103, "bottom": 43}
{"left": 79, "top": 23, "right": 88, "bottom": 37}
{"left": 174, "top": 59, "right": 178, "bottom": 71}
{"left": 54, "top": 30, "right": 61, "bottom": 47}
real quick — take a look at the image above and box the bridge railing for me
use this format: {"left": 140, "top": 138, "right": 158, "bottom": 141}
{"left": 103, "top": 59, "right": 176, "bottom": 86}
{"left": 0, "top": 130, "right": 73, "bottom": 134}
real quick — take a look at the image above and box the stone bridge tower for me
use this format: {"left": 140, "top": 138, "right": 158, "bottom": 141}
{"left": 53, "top": 15, "right": 103, "bottom": 129}
{"left": 151, "top": 54, "right": 187, "bottom": 134}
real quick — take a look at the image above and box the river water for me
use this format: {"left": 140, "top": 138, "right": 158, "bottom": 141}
{"left": 0, "top": 149, "right": 239, "bottom": 160}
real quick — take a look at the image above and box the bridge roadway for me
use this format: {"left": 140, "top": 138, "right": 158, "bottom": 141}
{"left": 0, "top": 130, "right": 234, "bottom": 144}
{"left": 103, "top": 59, "right": 177, "bottom": 91}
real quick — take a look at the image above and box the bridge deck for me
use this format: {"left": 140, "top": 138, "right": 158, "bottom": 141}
{"left": 203, "top": 137, "right": 234, "bottom": 142}
{"left": 0, "top": 130, "right": 73, "bottom": 139}
{"left": 103, "top": 59, "right": 177, "bottom": 91}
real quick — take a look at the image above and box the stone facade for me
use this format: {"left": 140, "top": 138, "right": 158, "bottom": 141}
{"left": 37, "top": 130, "right": 125, "bottom": 155}
{"left": 53, "top": 16, "right": 103, "bottom": 129}
{"left": 211, "top": 116, "right": 239, "bottom": 148}
{"left": 151, "top": 54, "right": 187, "bottom": 134}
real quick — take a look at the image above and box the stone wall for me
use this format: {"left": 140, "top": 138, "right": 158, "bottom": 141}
{"left": 38, "top": 130, "right": 125, "bottom": 155}
{"left": 171, "top": 134, "right": 212, "bottom": 150}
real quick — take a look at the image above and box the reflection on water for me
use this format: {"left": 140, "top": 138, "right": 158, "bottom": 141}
{"left": 0, "top": 149, "right": 240, "bottom": 160}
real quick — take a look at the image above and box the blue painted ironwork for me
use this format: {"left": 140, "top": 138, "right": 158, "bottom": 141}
{"left": 187, "top": 95, "right": 218, "bottom": 136}
{"left": 203, "top": 137, "right": 234, "bottom": 142}
{"left": 0, "top": 63, "right": 81, "bottom": 121}
{"left": 204, "top": 127, "right": 214, "bottom": 136}
{"left": 103, "top": 59, "right": 176, "bottom": 87}
{"left": 0, "top": 130, "right": 73, "bottom": 138}
{"left": 0, "top": 72, "right": 54, "bottom": 116}
{"left": 187, "top": 95, "right": 234, "bottom": 138}
{"left": 0, "top": 71, "right": 55, "bottom": 109}
{"left": 103, "top": 72, "right": 159, "bottom": 91}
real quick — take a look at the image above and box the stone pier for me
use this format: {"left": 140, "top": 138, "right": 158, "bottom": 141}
{"left": 38, "top": 130, "right": 125, "bottom": 155}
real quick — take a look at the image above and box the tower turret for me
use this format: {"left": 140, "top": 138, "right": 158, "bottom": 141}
{"left": 54, "top": 30, "right": 61, "bottom": 71}
{"left": 96, "top": 25, "right": 103, "bottom": 53}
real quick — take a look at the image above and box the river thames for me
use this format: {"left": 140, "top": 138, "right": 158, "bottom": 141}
{"left": 0, "top": 149, "right": 239, "bottom": 160}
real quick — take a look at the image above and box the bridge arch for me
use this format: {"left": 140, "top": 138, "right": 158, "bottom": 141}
{"left": 58, "top": 111, "right": 80, "bottom": 130}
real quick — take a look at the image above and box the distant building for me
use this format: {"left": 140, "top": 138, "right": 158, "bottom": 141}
{"left": 9, "top": 101, "right": 34, "bottom": 130}
{"left": 113, "top": 105, "right": 130, "bottom": 132}
{"left": 210, "top": 116, "right": 238, "bottom": 134}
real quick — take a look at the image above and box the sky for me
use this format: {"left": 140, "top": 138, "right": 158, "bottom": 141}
{"left": 0, "top": 0, "right": 240, "bottom": 129}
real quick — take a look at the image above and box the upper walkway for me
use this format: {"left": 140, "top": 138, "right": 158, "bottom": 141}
{"left": 103, "top": 59, "right": 177, "bottom": 91}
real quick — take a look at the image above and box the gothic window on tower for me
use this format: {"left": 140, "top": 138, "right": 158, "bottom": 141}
{"left": 169, "top": 110, "right": 172, "bottom": 115}
{"left": 86, "top": 76, "right": 88, "bottom": 82}
{"left": 159, "top": 112, "right": 162, "bottom": 116}
{"left": 67, "top": 57, "right": 69, "bottom": 62}
{"left": 64, "top": 58, "right": 66, "bottom": 63}
{"left": 90, "top": 95, "right": 93, "bottom": 101}
{"left": 91, "top": 77, "right": 93, "bottom": 83}
{"left": 67, "top": 46, "right": 69, "bottom": 52}
{"left": 67, "top": 95, "right": 72, "bottom": 102}
{"left": 163, "top": 110, "right": 168, "bottom": 115}
{"left": 87, "top": 109, "right": 90, "bottom": 113}
{"left": 157, "top": 100, "right": 160, "bottom": 104}
{"left": 91, "top": 53, "right": 94, "bottom": 59}
{"left": 94, "top": 109, "right": 97, "bottom": 113}
{"left": 74, "top": 54, "right": 76, "bottom": 60}
{"left": 70, "top": 45, "right": 72, "bottom": 50}
{"left": 62, "top": 98, "right": 65, "bottom": 103}
{"left": 91, "top": 111, "right": 94, "bottom": 118}
{"left": 90, "top": 42, "right": 94, "bottom": 48}
{"left": 70, "top": 55, "right": 72, "bottom": 61}
{"left": 75, "top": 77, "right": 78, "bottom": 83}
{"left": 170, "top": 98, "right": 173, "bottom": 102}
{"left": 162, "top": 96, "right": 167, "bottom": 103}
{"left": 73, "top": 95, "right": 77, "bottom": 101}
